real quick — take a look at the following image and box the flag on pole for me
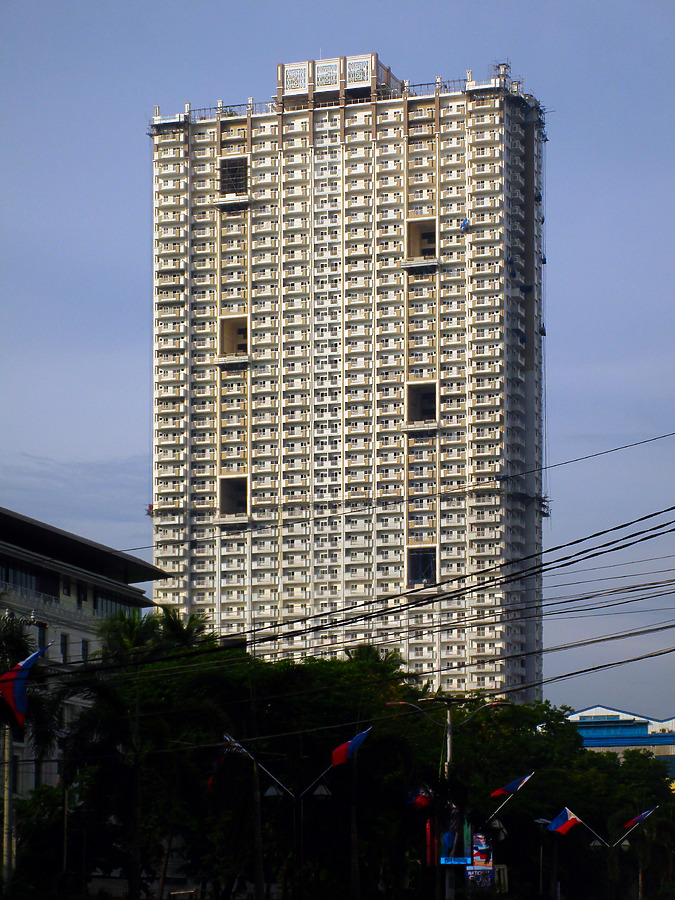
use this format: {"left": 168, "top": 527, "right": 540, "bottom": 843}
{"left": 222, "top": 733, "right": 253, "bottom": 758}
{"left": 624, "top": 807, "right": 658, "bottom": 829}
{"left": 0, "top": 645, "right": 50, "bottom": 728}
{"left": 208, "top": 733, "right": 253, "bottom": 789}
{"left": 491, "top": 772, "right": 534, "bottom": 798}
{"left": 409, "top": 788, "right": 433, "bottom": 809}
{"left": 548, "top": 808, "right": 582, "bottom": 835}
{"left": 332, "top": 727, "right": 372, "bottom": 766}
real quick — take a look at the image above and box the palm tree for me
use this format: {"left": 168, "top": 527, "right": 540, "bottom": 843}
{"left": 61, "top": 607, "right": 220, "bottom": 900}
{"left": 95, "top": 607, "right": 217, "bottom": 664}
{"left": 95, "top": 609, "right": 162, "bottom": 663}
{"left": 345, "top": 643, "right": 407, "bottom": 673}
{"left": 155, "top": 606, "right": 217, "bottom": 651}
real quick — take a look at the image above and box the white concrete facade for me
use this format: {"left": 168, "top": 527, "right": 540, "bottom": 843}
{"left": 150, "top": 55, "right": 546, "bottom": 697}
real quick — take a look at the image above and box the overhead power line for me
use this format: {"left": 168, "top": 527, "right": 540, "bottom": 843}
{"left": 60, "top": 502, "right": 675, "bottom": 682}
{"left": 123, "top": 430, "right": 675, "bottom": 552}
{"left": 239, "top": 511, "right": 675, "bottom": 653}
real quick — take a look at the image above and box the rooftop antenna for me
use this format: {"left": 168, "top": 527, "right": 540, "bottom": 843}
{"left": 492, "top": 60, "right": 511, "bottom": 80}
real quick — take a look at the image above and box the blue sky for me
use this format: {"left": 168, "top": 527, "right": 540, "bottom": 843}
{"left": 1, "top": 0, "right": 674, "bottom": 715}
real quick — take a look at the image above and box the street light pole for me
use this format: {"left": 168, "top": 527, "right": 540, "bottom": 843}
{"left": 445, "top": 704, "right": 451, "bottom": 780}
{"left": 387, "top": 699, "right": 509, "bottom": 900}
{"left": 534, "top": 818, "right": 551, "bottom": 898}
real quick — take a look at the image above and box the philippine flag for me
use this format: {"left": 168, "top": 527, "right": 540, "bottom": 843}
{"left": 548, "top": 808, "right": 582, "bottom": 835}
{"left": 409, "top": 789, "right": 433, "bottom": 809}
{"left": 491, "top": 772, "right": 534, "bottom": 798}
{"left": 332, "top": 727, "right": 372, "bottom": 766}
{"left": 624, "top": 807, "right": 657, "bottom": 829}
{"left": 0, "top": 645, "right": 50, "bottom": 728}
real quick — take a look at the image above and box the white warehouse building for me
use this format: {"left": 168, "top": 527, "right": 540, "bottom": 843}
{"left": 150, "top": 54, "right": 546, "bottom": 697}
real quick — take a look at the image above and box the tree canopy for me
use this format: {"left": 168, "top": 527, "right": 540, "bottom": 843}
{"left": 7, "top": 613, "right": 675, "bottom": 900}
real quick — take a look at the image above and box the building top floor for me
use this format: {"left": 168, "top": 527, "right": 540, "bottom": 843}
{"left": 0, "top": 505, "right": 166, "bottom": 661}
{"left": 0, "top": 505, "right": 163, "bottom": 588}
{"left": 151, "top": 56, "right": 540, "bottom": 128}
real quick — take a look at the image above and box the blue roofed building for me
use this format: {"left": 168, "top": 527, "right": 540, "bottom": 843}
{"left": 568, "top": 706, "right": 675, "bottom": 777}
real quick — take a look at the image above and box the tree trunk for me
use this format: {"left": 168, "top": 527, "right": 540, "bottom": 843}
{"left": 253, "top": 760, "right": 265, "bottom": 900}
{"left": 350, "top": 764, "right": 360, "bottom": 900}
{"left": 2, "top": 725, "right": 12, "bottom": 890}
{"left": 157, "top": 834, "right": 173, "bottom": 899}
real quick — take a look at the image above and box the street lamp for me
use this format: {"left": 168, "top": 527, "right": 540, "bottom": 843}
{"left": 299, "top": 780, "right": 332, "bottom": 900}
{"left": 386, "top": 699, "right": 509, "bottom": 777}
{"left": 263, "top": 779, "right": 332, "bottom": 900}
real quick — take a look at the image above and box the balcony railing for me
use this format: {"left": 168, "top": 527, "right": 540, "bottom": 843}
{"left": 0, "top": 582, "right": 116, "bottom": 624}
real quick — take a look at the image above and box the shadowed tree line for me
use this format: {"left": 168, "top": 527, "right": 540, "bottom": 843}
{"left": 1, "top": 609, "right": 673, "bottom": 900}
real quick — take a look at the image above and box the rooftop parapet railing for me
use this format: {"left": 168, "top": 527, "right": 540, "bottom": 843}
{"left": 153, "top": 75, "right": 512, "bottom": 131}
{"left": 186, "top": 80, "right": 470, "bottom": 123}
{"left": 190, "top": 100, "right": 280, "bottom": 122}
{"left": 406, "top": 78, "right": 467, "bottom": 96}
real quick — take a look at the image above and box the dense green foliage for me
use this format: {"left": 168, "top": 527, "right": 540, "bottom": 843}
{"left": 6, "top": 611, "right": 675, "bottom": 899}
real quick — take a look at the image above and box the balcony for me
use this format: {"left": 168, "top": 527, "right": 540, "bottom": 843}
{"left": 156, "top": 433, "right": 186, "bottom": 447}
{"left": 0, "top": 582, "right": 121, "bottom": 628}
{"left": 401, "top": 256, "right": 439, "bottom": 273}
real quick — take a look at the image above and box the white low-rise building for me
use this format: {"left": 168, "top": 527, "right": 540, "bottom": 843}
{"left": 0, "top": 504, "right": 164, "bottom": 794}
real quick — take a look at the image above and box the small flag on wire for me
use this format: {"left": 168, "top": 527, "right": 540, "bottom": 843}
{"left": 0, "top": 645, "right": 50, "bottom": 728}
{"left": 624, "top": 807, "right": 657, "bottom": 829}
{"left": 491, "top": 772, "right": 534, "bottom": 798}
{"left": 548, "top": 808, "right": 582, "bottom": 835}
{"left": 332, "top": 727, "right": 371, "bottom": 766}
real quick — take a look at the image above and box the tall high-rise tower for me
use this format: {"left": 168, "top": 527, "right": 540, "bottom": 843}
{"left": 150, "top": 55, "right": 546, "bottom": 697}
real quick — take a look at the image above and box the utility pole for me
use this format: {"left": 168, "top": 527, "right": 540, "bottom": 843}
{"left": 2, "top": 725, "right": 12, "bottom": 890}
{"left": 387, "top": 699, "right": 509, "bottom": 900}
{"left": 252, "top": 760, "right": 265, "bottom": 900}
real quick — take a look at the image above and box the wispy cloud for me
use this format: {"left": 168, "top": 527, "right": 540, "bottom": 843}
{"left": 0, "top": 452, "right": 153, "bottom": 557}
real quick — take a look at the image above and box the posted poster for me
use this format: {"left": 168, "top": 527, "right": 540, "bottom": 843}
{"left": 471, "top": 832, "right": 493, "bottom": 869}
{"left": 466, "top": 866, "right": 495, "bottom": 892}
{"left": 466, "top": 831, "right": 494, "bottom": 892}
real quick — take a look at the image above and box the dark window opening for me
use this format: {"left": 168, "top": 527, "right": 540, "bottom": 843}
{"left": 81, "top": 639, "right": 89, "bottom": 662}
{"left": 219, "top": 316, "right": 248, "bottom": 356}
{"left": 408, "top": 549, "right": 436, "bottom": 586}
{"left": 0, "top": 559, "right": 58, "bottom": 598}
{"left": 60, "top": 633, "right": 69, "bottom": 664}
{"left": 407, "top": 219, "right": 436, "bottom": 259}
{"left": 220, "top": 157, "right": 248, "bottom": 195}
{"left": 77, "top": 584, "right": 87, "bottom": 608}
{"left": 408, "top": 384, "right": 437, "bottom": 422}
{"left": 37, "top": 625, "right": 47, "bottom": 650}
{"left": 220, "top": 477, "right": 248, "bottom": 516}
